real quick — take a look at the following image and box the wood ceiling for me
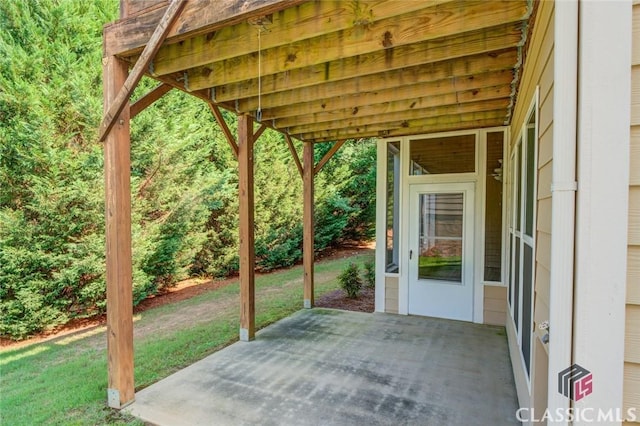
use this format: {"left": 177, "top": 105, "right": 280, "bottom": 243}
{"left": 105, "top": 0, "right": 532, "bottom": 143}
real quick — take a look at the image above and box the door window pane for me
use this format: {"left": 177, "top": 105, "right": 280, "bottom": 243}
{"left": 410, "top": 134, "right": 476, "bottom": 175}
{"left": 418, "top": 193, "right": 463, "bottom": 282}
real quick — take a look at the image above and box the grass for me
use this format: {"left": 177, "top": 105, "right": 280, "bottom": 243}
{"left": 418, "top": 255, "right": 462, "bottom": 281}
{"left": 0, "top": 252, "right": 373, "bottom": 426}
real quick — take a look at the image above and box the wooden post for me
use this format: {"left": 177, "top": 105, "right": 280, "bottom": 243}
{"left": 238, "top": 115, "right": 255, "bottom": 341}
{"left": 103, "top": 55, "right": 134, "bottom": 409}
{"left": 303, "top": 142, "right": 314, "bottom": 308}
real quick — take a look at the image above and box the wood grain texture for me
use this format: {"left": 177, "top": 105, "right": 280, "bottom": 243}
{"left": 228, "top": 50, "right": 519, "bottom": 107}
{"left": 103, "top": 55, "right": 134, "bottom": 408}
{"left": 272, "top": 79, "right": 512, "bottom": 129}
{"left": 187, "top": 23, "right": 523, "bottom": 92}
{"left": 183, "top": 1, "right": 526, "bottom": 87}
{"left": 284, "top": 134, "right": 303, "bottom": 178}
{"left": 144, "top": 0, "right": 450, "bottom": 76}
{"left": 130, "top": 83, "right": 172, "bottom": 118}
{"left": 314, "top": 139, "right": 345, "bottom": 175}
{"left": 303, "top": 142, "right": 314, "bottom": 307}
{"left": 238, "top": 114, "right": 255, "bottom": 340}
{"left": 99, "top": 0, "right": 187, "bottom": 142}
{"left": 208, "top": 103, "right": 238, "bottom": 158}
{"left": 105, "top": 0, "right": 307, "bottom": 57}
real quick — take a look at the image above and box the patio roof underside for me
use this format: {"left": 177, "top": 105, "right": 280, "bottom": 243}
{"left": 105, "top": 0, "right": 532, "bottom": 143}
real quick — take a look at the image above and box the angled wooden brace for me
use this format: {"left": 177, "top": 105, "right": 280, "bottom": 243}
{"left": 99, "top": 0, "right": 187, "bottom": 142}
{"left": 208, "top": 103, "right": 239, "bottom": 158}
{"left": 314, "top": 139, "right": 346, "bottom": 175}
{"left": 130, "top": 84, "right": 172, "bottom": 118}
{"left": 284, "top": 134, "right": 304, "bottom": 179}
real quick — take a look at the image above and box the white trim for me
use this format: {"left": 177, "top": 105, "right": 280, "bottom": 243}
{"left": 548, "top": 1, "right": 578, "bottom": 420}
{"left": 507, "top": 91, "right": 539, "bottom": 393}
{"left": 375, "top": 139, "right": 386, "bottom": 313}
{"left": 573, "top": 1, "right": 631, "bottom": 421}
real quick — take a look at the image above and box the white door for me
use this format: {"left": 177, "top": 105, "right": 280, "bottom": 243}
{"left": 408, "top": 183, "right": 475, "bottom": 321}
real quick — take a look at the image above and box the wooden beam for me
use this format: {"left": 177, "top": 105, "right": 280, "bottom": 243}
{"left": 197, "top": 22, "right": 522, "bottom": 94}
{"left": 104, "top": 0, "right": 307, "bottom": 57}
{"left": 314, "top": 139, "right": 346, "bottom": 175}
{"left": 289, "top": 98, "right": 511, "bottom": 135}
{"left": 228, "top": 49, "right": 518, "bottom": 108}
{"left": 284, "top": 134, "right": 303, "bottom": 179}
{"left": 273, "top": 79, "right": 513, "bottom": 129}
{"left": 208, "top": 103, "right": 238, "bottom": 158}
{"left": 143, "top": 0, "right": 454, "bottom": 76}
{"left": 103, "top": 55, "right": 134, "bottom": 409}
{"left": 238, "top": 114, "right": 255, "bottom": 341}
{"left": 265, "top": 70, "right": 513, "bottom": 122}
{"left": 185, "top": 1, "right": 527, "bottom": 89}
{"left": 253, "top": 123, "right": 267, "bottom": 141}
{"left": 130, "top": 83, "right": 172, "bottom": 118}
{"left": 303, "top": 141, "right": 314, "bottom": 308}
{"left": 99, "top": 0, "right": 187, "bottom": 143}
{"left": 296, "top": 110, "right": 507, "bottom": 142}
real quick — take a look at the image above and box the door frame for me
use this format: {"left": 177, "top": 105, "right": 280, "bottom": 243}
{"left": 407, "top": 182, "right": 476, "bottom": 321}
{"left": 398, "top": 130, "right": 485, "bottom": 323}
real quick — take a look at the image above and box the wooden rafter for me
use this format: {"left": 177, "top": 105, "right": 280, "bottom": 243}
{"left": 314, "top": 140, "right": 346, "bottom": 175}
{"left": 130, "top": 83, "right": 172, "bottom": 118}
{"left": 184, "top": 2, "right": 526, "bottom": 91}
{"left": 105, "top": 0, "right": 532, "bottom": 143}
{"left": 296, "top": 110, "right": 507, "bottom": 142}
{"left": 143, "top": 0, "right": 454, "bottom": 77}
{"left": 238, "top": 49, "right": 518, "bottom": 114}
{"left": 104, "top": 0, "right": 307, "bottom": 57}
{"left": 99, "top": 0, "right": 187, "bottom": 142}
{"left": 290, "top": 98, "right": 510, "bottom": 136}
{"left": 284, "top": 134, "right": 303, "bottom": 179}
{"left": 272, "top": 80, "right": 513, "bottom": 130}
{"left": 186, "top": 23, "right": 522, "bottom": 93}
{"left": 208, "top": 103, "right": 239, "bottom": 158}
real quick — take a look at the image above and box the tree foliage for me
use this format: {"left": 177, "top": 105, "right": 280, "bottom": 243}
{"left": 0, "top": 0, "right": 376, "bottom": 339}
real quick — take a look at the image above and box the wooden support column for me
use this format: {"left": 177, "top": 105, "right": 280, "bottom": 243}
{"left": 238, "top": 115, "right": 255, "bottom": 341}
{"left": 103, "top": 55, "right": 134, "bottom": 409}
{"left": 303, "top": 142, "right": 314, "bottom": 308}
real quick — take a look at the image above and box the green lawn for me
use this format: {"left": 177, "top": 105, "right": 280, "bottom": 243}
{"left": 0, "top": 252, "right": 373, "bottom": 425}
{"left": 418, "top": 255, "right": 462, "bottom": 281}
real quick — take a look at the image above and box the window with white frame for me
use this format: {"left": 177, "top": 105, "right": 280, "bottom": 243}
{"left": 508, "top": 101, "right": 537, "bottom": 377}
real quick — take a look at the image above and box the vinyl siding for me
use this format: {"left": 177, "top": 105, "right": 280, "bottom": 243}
{"left": 484, "top": 285, "right": 507, "bottom": 326}
{"left": 385, "top": 276, "right": 399, "bottom": 314}
{"left": 627, "top": 4, "right": 640, "bottom": 416}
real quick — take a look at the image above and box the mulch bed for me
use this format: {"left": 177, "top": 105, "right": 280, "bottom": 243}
{"left": 315, "top": 286, "right": 375, "bottom": 313}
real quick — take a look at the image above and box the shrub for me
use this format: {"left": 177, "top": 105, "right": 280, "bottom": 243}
{"left": 338, "top": 263, "right": 362, "bottom": 299}
{"left": 363, "top": 260, "right": 375, "bottom": 288}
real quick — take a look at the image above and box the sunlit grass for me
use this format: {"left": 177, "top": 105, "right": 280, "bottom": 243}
{"left": 0, "top": 252, "right": 372, "bottom": 425}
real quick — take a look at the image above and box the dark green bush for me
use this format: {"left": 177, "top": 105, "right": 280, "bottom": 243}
{"left": 363, "top": 260, "right": 375, "bottom": 288}
{"left": 0, "top": 1, "right": 377, "bottom": 340}
{"left": 338, "top": 263, "right": 362, "bottom": 299}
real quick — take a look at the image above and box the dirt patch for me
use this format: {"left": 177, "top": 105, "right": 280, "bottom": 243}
{"left": 1, "top": 243, "right": 375, "bottom": 350}
{"left": 316, "top": 286, "right": 375, "bottom": 313}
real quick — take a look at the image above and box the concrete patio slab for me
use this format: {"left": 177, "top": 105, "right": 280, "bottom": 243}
{"left": 125, "top": 309, "right": 519, "bottom": 425}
